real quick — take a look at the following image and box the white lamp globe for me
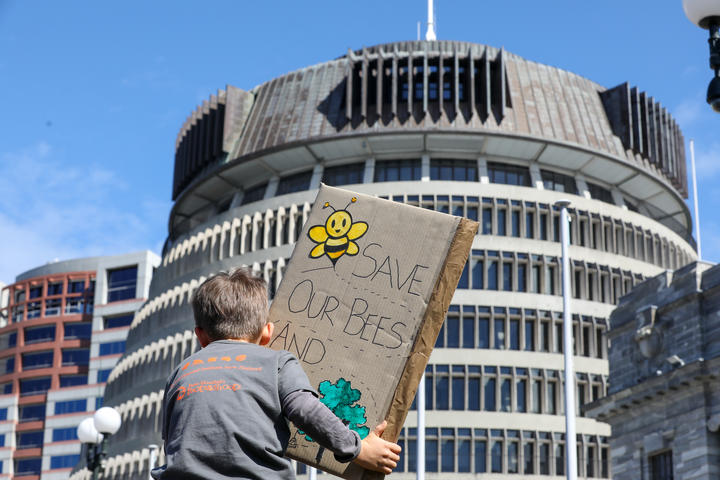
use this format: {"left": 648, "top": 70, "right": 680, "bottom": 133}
{"left": 93, "top": 407, "right": 122, "bottom": 435}
{"left": 682, "top": 0, "right": 720, "bottom": 28}
{"left": 77, "top": 418, "right": 103, "bottom": 444}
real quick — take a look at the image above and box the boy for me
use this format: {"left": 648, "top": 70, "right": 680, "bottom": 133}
{"left": 152, "top": 268, "right": 401, "bottom": 479}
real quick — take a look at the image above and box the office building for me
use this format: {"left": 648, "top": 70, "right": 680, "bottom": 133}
{"left": 99, "top": 40, "right": 695, "bottom": 479}
{"left": 0, "top": 251, "right": 159, "bottom": 479}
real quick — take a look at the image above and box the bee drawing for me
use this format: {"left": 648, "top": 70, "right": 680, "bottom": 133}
{"left": 308, "top": 197, "right": 368, "bottom": 265}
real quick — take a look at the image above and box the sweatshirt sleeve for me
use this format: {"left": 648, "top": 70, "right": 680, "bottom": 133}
{"left": 282, "top": 390, "right": 362, "bottom": 463}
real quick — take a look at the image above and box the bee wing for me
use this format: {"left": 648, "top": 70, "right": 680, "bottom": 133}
{"left": 310, "top": 243, "right": 326, "bottom": 258}
{"left": 347, "top": 222, "right": 368, "bottom": 240}
{"left": 308, "top": 225, "right": 329, "bottom": 243}
{"left": 346, "top": 241, "right": 359, "bottom": 255}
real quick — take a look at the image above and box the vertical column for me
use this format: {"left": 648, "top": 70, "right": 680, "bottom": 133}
{"left": 309, "top": 164, "right": 324, "bottom": 190}
{"left": 363, "top": 158, "right": 376, "bottom": 184}
{"left": 478, "top": 157, "right": 489, "bottom": 184}
{"left": 529, "top": 164, "right": 543, "bottom": 189}
{"left": 264, "top": 176, "right": 279, "bottom": 199}
{"left": 421, "top": 154, "right": 430, "bottom": 182}
{"left": 575, "top": 175, "right": 591, "bottom": 199}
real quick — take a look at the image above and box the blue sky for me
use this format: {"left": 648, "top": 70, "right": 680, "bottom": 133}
{"left": 0, "top": 0, "right": 717, "bottom": 283}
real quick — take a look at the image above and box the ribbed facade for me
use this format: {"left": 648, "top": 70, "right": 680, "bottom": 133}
{"left": 0, "top": 252, "right": 158, "bottom": 479}
{"left": 96, "top": 41, "right": 695, "bottom": 480}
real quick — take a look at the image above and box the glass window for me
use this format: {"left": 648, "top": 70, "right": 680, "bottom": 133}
{"left": 482, "top": 208, "right": 492, "bottom": 234}
{"left": 2, "top": 356, "right": 15, "bottom": 374}
{"left": 55, "top": 399, "right": 86, "bottom": 415}
{"left": 64, "top": 322, "right": 91, "bottom": 339}
{"left": 50, "top": 454, "right": 80, "bottom": 469}
{"left": 17, "top": 431, "right": 43, "bottom": 449}
{"left": 488, "top": 162, "right": 531, "bottom": 186}
{"left": 588, "top": 182, "right": 614, "bottom": 204}
{"left": 240, "top": 182, "right": 267, "bottom": 205}
{"left": 0, "top": 408, "right": 7, "bottom": 421}
{"left": 28, "top": 286, "right": 42, "bottom": 299}
{"left": 99, "top": 341, "right": 126, "bottom": 356}
{"left": 45, "top": 298, "right": 61, "bottom": 316}
{"left": 435, "top": 366, "right": 449, "bottom": 410}
{"left": 47, "top": 282, "right": 63, "bottom": 296}
{"left": 107, "top": 266, "right": 138, "bottom": 302}
{"left": 503, "top": 263, "right": 512, "bottom": 291}
{"left": 484, "top": 370, "right": 496, "bottom": 411}
{"left": 541, "top": 169, "right": 578, "bottom": 194}
{"left": 322, "top": 162, "right": 365, "bottom": 186}
{"left": 97, "top": 368, "right": 112, "bottom": 383}
{"left": 462, "top": 308, "right": 475, "bottom": 348}
{"left": 64, "top": 297, "right": 84, "bottom": 314}
{"left": 19, "top": 404, "right": 45, "bottom": 422}
{"left": 276, "top": 171, "right": 312, "bottom": 195}
{"left": 468, "top": 367, "right": 480, "bottom": 410}
{"left": 104, "top": 314, "right": 134, "bottom": 329}
{"left": 15, "top": 458, "right": 42, "bottom": 476}
{"left": 488, "top": 261, "right": 498, "bottom": 290}
{"left": 68, "top": 280, "right": 86, "bottom": 293}
{"left": 650, "top": 451, "right": 674, "bottom": 480}
{"left": 27, "top": 302, "right": 41, "bottom": 319}
{"left": 22, "top": 351, "right": 53, "bottom": 370}
{"left": 425, "top": 428, "right": 438, "bottom": 472}
{"left": 458, "top": 429, "right": 471, "bottom": 472}
{"left": 24, "top": 325, "right": 55, "bottom": 344}
{"left": 440, "top": 428, "right": 455, "bottom": 472}
{"left": 60, "top": 375, "right": 87, "bottom": 387}
{"left": 491, "top": 438, "right": 503, "bottom": 472}
{"left": 430, "top": 159, "right": 478, "bottom": 181}
{"left": 478, "top": 316, "right": 489, "bottom": 349}
{"left": 474, "top": 437, "right": 487, "bottom": 472}
{"left": 374, "top": 159, "right": 421, "bottom": 182}
{"left": 96, "top": 397, "right": 104, "bottom": 409}
{"left": 497, "top": 209, "right": 506, "bottom": 235}
{"left": 452, "top": 366, "right": 465, "bottom": 410}
{"left": 516, "top": 376, "right": 526, "bottom": 412}
{"left": 61, "top": 349, "right": 89, "bottom": 366}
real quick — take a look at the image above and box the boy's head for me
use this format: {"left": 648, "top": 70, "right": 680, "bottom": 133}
{"left": 191, "top": 268, "right": 269, "bottom": 343}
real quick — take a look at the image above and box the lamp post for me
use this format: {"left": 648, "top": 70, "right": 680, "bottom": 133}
{"left": 683, "top": 0, "right": 720, "bottom": 112}
{"left": 77, "top": 407, "right": 122, "bottom": 479}
{"left": 555, "top": 199, "right": 577, "bottom": 480}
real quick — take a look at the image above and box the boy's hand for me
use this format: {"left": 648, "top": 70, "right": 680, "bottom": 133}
{"left": 352, "top": 421, "right": 401, "bottom": 474}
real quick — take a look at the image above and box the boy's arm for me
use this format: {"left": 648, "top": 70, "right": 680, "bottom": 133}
{"left": 282, "top": 391, "right": 400, "bottom": 473}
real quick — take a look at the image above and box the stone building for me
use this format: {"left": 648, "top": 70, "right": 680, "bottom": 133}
{"left": 586, "top": 262, "right": 720, "bottom": 479}
{"left": 92, "top": 40, "right": 695, "bottom": 479}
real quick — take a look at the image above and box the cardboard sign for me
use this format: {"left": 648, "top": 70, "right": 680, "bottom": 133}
{"left": 268, "top": 184, "right": 478, "bottom": 479}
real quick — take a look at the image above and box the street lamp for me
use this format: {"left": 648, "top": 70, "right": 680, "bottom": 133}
{"left": 683, "top": 0, "right": 720, "bottom": 112}
{"left": 77, "top": 407, "right": 123, "bottom": 479}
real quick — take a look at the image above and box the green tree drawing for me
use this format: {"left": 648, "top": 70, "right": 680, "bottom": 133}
{"left": 299, "top": 378, "right": 370, "bottom": 463}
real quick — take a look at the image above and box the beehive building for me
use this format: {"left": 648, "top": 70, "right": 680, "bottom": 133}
{"left": 99, "top": 41, "right": 695, "bottom": 479}
{"left": 0, "top": 251, "right": 158, "bottom": 479}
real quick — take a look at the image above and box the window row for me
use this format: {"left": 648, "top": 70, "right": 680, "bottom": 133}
{"left": 411, "top": 364, "right": 607, "bottom": 416}
{"left": 0, "top": 322, "right": 92, "bottom": 353}
{"left": 459, "top": 249, "right": 646, "bottom": 305}
{"left": 11, "top": 278, "right": 93, "bottom": 303}
{"left": 396, "top": 427, "right": 609, "bottom": 478}
{"left": 436, "top": 305, "right": 607, "bottom": 358}
{"left": 0, "top": 347, "right": 90, "bottom": 374}
{"left": 9, "top": 296, "right": 94, "bottom": 323}
{"left": 0, "top": 374, "right": 90, "bottom": 396}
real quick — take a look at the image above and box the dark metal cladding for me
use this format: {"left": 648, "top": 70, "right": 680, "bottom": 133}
{"left": 600, "top": 82, "right": 688, "bottom": 198}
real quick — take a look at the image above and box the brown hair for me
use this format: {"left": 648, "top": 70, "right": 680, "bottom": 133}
{"left": 191, "top": 268, "right": 269, "bottom": 342}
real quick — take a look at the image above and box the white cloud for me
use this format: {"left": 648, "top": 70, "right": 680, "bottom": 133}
{"left": 0, "top": 143, "right": 170, "bottom": 284}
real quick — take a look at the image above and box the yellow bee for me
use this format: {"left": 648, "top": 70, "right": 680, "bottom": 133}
{"left": 308, "top": 197, "right": 368, "bottom": 265}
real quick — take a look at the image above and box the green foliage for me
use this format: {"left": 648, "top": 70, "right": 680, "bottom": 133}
{"left": 300, "top": 378, "right": 370, "bottom": 442}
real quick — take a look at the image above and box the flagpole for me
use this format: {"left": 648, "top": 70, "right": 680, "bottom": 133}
{"left": 417, "top": 374, "right": 425, "bottom": 480}
{"left": 690, "top": 139, "right": 702, "bottom": 260}
{"left": 555, "top": 199, "right": 577, "bottom": 480}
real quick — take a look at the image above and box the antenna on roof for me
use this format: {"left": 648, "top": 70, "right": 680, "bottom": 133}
{"left": 425, "top": 0, "right": 437, "bottom": 40}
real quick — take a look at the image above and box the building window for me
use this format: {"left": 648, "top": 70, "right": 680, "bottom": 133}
{"left": 0, "top": 408, "right": 7, "bottom": 420}
{"left": 55, "top": 399, "right": 86, "bottom": 415}
{"left": 65, "top": 297, "right": 85, "bottom": 314}
{"left": 24, "top": 325, "right": 55, "bottom": 344}
{"left": 107, "top": 266, "right": 138, "bottom": 302}
{"left": 1, "top": 356, "right": 15, "bottom": 374}
{"left": 99, "top": 341, "right": 126, "bottom": 356}
{"left": 53, "top": 427, "right": 78, "bottom": 442}
{"left": 587, "top": 182, "right": 614, "bottom": 204}
{"left": 19, "top": 404, "right": 45, "bottom": 422}
{"left": 240, "top": 183, "right": 267, "bottom": 205}
{"left": 68, "top": 279, "right": 86, "bottom": 293}
{"left": 45, "top": 298, "right": 61, "bottom": 316}
{"left": 374, "top": 159, "right": 422, "bottom": 182}
{"left": 22, "top": 351, "right": 54, "bottom": 370}
{"left": 64, "top": 322, "right": 91, "bottom": 339}
{"left": 276, "top": 171, "right": 312, "bottom": 196}
{"left": 430, "top": 159, "right": 478, "bottom": 181}
{"left": 488, "top": 162, "right": 531, "bottom": 186}
{"left": 61, "top": 348, "right": 90, "bottom": 366}
{"left": 60, "top": 375, "right": 88, "bottom": 387}
{"left": 541, "top": 169, "right": 578, "bottom": 194}
{"left": 50, "top": 454, "right": 80, "bottom": 469}
{"left": 650, "top": 451, "right": 674, "bottom": 480}
{"left": 17, "top": 431, "right": 43, "bottom": 449}
{"left": 27, "top": 301, "right": 41, "bottom": 319}
{"left": 96, "top": 396, "right": 104, "bottom": 409}
{"left": 97, "top": 368, "right": 113, "bottom": 383}
{"left": 15, "top": 458, "right": 42, "bottom": 476}
{"left": 104, "top": 314, "right": 134, "bottom": 329}
{"left": 28, "top": 286, "right": 42, "bottom": 299}
{"left": 47, "top": 282, "right": 63, "bottom": 296}
{"left": 322, "top": 162, "right": 365, "bottom": 186}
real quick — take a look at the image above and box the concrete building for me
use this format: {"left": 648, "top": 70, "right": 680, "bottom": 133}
{"left": 0, "top": 252, "right": 159, "bottom": 479}
{"left": 586, "top": 262, "right": 720, "bottom": 480}
{"left": 98, "top": 40, "right": 695, "bottom": 479}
